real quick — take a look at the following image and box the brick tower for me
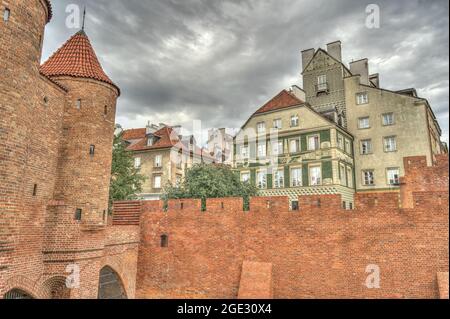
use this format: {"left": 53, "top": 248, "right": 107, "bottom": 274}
{"left": 41, "top": 29, "right": 120, "bottom": 227}
{"left": 0, "top": 0, "right": 54, "bottom": 295}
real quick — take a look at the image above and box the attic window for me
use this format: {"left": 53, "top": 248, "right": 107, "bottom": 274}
{"left": 160, "top": 235, "right": 169, "bottom": 248}
{"left": 3, "top": 8, "right": 10, "bottom": 22}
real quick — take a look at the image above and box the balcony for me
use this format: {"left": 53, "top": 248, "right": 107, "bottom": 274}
{"left": 315, "top": 82, "right": 329, "bottom": 94}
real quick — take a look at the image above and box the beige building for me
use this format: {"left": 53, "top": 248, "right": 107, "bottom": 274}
{"left": 207, "top": 128, "right": 234, "bottom": 165}
{"left": 234, "top": 90, "right": 356, "bottom": 208}
{"left": 123, "top": 123, "right": 213, "bottom": 200}
{"left": 301, "top": 41, "right": 446, "bottom": 192}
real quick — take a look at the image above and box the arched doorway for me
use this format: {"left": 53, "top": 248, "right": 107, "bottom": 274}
{"left": 3, "top": 288, "right": 34, "bottom": 299}
{"left": 42, "top": 276, "right": 71, "bottom": 299}
{"left": 97, "top": 266, "right": 127, "bottom": 299}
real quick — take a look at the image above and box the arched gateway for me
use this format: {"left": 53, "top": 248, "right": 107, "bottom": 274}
{"left": 97, "top": 266, "right": 127, "bottom": 299}
{"left": 3, "top": 289, "right": 34, "bottom": 299}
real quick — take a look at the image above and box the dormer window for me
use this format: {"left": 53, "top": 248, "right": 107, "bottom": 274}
{"left": 3, "top": 8, "right": 10, "bottom": 22}
{"left": 147, "top": 137, "right": 154, "bottom": 146}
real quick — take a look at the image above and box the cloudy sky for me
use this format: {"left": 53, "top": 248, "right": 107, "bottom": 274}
{"left": 42, "top": 0, "right": 449, "bottom": 144}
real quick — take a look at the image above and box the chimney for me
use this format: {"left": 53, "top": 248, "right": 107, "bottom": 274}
{"left": 301, "top": 48, "right": 315, "bottom": 72}
{"left": 350, "top": 58, "right": 370, "bottom": 85}
{"left": 326, "top": 41, "right": 342, "bottom": 62}
{"left": 290, "top": 85, "right": 306, "bottom": 102}
{"left": 146, "top": 122, "right": 156, "bottom": 135}
{"left": 369, "top": 74, "right": 380, "bottom": 88}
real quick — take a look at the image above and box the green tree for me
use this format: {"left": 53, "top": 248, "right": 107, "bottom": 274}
{"left": 162, "top": 163, "right": 257, "bottom": 210}
{"left": 109, "top": 129, "right": 146, "bottom": 210}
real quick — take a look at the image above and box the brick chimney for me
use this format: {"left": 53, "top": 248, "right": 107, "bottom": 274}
{"left": 350, "top": 58, "right": 370, "bottom": 85}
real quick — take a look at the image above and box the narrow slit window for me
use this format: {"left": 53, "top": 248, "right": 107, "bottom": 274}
{"left": 76, "top": 99, "right": 82, "bottom": 109}
{"left": 3, "top": 8, "right": 10, "bottom": 22}
{"left": 75, "top": 209, "right": 82, "bottom": 221}
{"left": 104, "top": 105, "right": 108, "bottom": 115}
{"left": 160, "top": 235, "right": 169, "bottom": 248}
{"left": 89, "top": 145, "right": 95, "bottom": 156}
{"left": 32, "top": 184, "right": 38, "bottom": 196}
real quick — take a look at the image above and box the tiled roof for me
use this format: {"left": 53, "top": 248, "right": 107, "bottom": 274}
{"left": 122, "top": 128, "right": 147, "bottom": 140}
{"left": 254, "top": 90, "right": 303, "bottom": 115}
{"left": 123, "top": 126, "right": 215, "bottom": 161}
{"left": 44, "top": 0, "right": 52, "bottom": 22}
{"left": 40, "top": 30, "right": 120, "bottom": 95}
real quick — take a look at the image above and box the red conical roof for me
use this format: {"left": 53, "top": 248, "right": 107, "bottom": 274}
{"left": 40, "top": 30, "right": 120, "bottom": 94}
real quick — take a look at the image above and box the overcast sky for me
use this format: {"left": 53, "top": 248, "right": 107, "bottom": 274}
{"left": 42, "top": 0, "right": 449, "bottom": 144}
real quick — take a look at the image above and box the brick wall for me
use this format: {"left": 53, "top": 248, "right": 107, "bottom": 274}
{"left": 135, "top": 156, "right": 449, "bottom": 299}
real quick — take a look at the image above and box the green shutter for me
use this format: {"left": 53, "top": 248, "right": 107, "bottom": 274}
{"left": 322, "top": 161, "right": 333, "bottom": 179}
{"left": 302, "top": 165, "right": 309, "bottom": 186}
{"left": 250, "top": 169, "right": 256, "bottom": 186}
{"left": 284, "top": 165, "right": 290, "bottom": 188}
{"left": 301, "top": 135, "right": 307, "bottom": 152}
{"left": 320, "top": 130, "right": 331, "bottom": 143}
{"left": 267, "top": 172, "right": 273, "bottom": 189}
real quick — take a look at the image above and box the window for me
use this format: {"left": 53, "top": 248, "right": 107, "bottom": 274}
{"left": 317, "top": 75, "right": 327, "bottom": 91}
{"left": 134, "top": 157, "right": 141, "bottom": 169}
{"left": 273, "top": 119, "right": 282, "bottom": 130}
{"left": 291, "top": 201, "right": 299, "bottom": 211}
{"left": 75, "top": 209, "right": 82, "bottom": 221}
{"left": 307, "top": 135, "right": 320, "bottom": 151}
{"left": 155, "top": 154, "right": 162, "bottom": 167}
{"left": 347, "top": 167, "right": 353, "bottom": 188}
{"left": 104, "top": 105, "right": 108, "bottom": 115}
{"left": 147, "top": 137, "right": 154, "bottom": 146}
{"left": 274, "top": 170, "right": 284, "bottom": 188}
{"left": 356, "top": 92, "right": 369, "bottom": 105}
{"left": 291, "top": 115, "right": 299, "bottom": 127}
{"left": 154, "top": 175, "right": 162, "bottom": 189}
{"left": 289, "top": 139, "right": 300, "bottom": 154}
{"left": 257, "top": 171, "right": 267, "bottom": 189}
{"left": 361, "top": 139, "right": 372, "bottom": 155}
{"left": 309, "top": 166, "right": 322, "bottom": 186}
{"left": 257, "top": 143, "right": 266, "bottom": 158}
{"left": 76, "top": 99, "right": 82, "bottom": 109}
{"left": 241, "top": 146, "right": 249, "bottom": 159}
{"left": 272, "top": 141, "right": 283, "bottom": 155}
{"left": 291, "top": 168, "right": 302, "bottom": 187}
{"left": 358, "top": 117, "right": 370, "bottom": 129}
{"left": 241, "top": 172, "right": 250, "bottom": 183}
{"left": 339, "top": 164, "right": 347, "bottom": 186}
{"left": 342, "top": 201, "right": 347, "bottom": 210}
{"left": 362, "top": 170, "right": 375, "bottom": 186}
{"left": 33, "top": 184, "right": 38, "bottom": 196}
{"left": 43, "top": 97, "right": 49, "bottom": 106}
{"left": 382, "top": 113, "right": 395, "bottom": 126}
{"left": 384, "top": 136, "right": 397, "bottom": 152}
{"left": 257, "top": 122, "right": 266, "bottom": 134}
{"left": 89, "top": 145, "right": 95, "bottom": 156}
{"left": 337, "top": 134, "right": 344, "bottom": 149}
{"left": 387, "top": 168, "right": 400, "bottom": 186}
{"left": 3, "top": 8, "right": 10, "bottom": 22}
{"left": 345, "top": 139, "right": 352, "bottom": 154}
{"left": 160, "top": 235, "right": 169, "bottom": 248}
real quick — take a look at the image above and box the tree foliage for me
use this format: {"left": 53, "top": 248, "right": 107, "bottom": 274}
{"left": 162, "top": 163, "right": 257, "bottom": 209}
{"left": 109, "top": 130, "right": 146, "bottom": 210}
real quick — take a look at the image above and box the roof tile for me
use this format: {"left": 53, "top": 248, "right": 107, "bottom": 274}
{"left": 254, "top": 90, "right": 303, "bottom": 115}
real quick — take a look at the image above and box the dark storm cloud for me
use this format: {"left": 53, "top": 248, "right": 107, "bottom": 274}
{"left": 42, "top": 0, "right": 449, "bottom": 142}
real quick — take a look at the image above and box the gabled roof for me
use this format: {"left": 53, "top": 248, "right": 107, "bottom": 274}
{"left": 122, "top": 128, "right": 147, "bottom": 141}
{"left": 254, "top": 90, "right": 303, "bottom": 115}
{"left": 124, "top": 127, "right": 179, "bottom": 151}
{"left": 302, "top": 48, "right": 352, "bottom": 75}
{"left": 40, "top": 30, "right": 120, "bottom": 95}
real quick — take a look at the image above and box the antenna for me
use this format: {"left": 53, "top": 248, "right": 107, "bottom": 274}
{"left": 82, "top": 6, "right": 86, "bottom": 31}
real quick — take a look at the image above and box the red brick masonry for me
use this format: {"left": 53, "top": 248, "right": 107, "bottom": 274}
{"left": 131, "top": 155, "right": 448, "bottom": 299}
